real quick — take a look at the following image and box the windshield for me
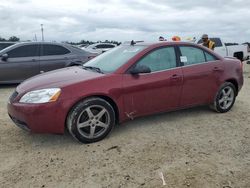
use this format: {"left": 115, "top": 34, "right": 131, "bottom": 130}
{"left": 84, "top": 45, "right": 146, "bottom": 73}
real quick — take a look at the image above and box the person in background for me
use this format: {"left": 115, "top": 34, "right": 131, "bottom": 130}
{"left": 202, "top": 34, "right": 215, "bottom": 50}
{"left": 172, "top": 36, "right": 181, "bottom": 41}
{"left": 159, "top": 36, "right": 167, "bottom": 41}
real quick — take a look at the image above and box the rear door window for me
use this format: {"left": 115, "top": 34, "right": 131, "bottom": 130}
{"left": 7, "top": 44, "right": 40, "bottom": 58}
{"left": 179, "top": 46, "right": 206, "bottom": 65}
{"left": 42, "top": 44, "right": 70, "bottom": 56}
{"left": 205, "top": 52, "right": 217, "bottom": 62}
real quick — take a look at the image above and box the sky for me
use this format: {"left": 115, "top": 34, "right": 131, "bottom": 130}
{"left": 0, "top": 0, "right": 249, "bottom": 43}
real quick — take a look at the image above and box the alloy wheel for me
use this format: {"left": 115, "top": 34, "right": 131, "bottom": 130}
{"left": 76, "top": 105, "right": 110, "bottom": 139}
{"left": 218, "top": 86, "right": 235, "bottom": 110}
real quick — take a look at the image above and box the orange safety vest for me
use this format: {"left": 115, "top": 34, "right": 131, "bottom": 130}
{"left": 203, "top": 40, "right": 215, "bottom": 50}
{"left": 208, "top": 40, "right": 215, "bottom": 50}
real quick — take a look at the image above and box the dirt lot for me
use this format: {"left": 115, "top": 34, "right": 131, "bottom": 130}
{"left": 0, "top": 64, "right": 249, "bottom": 188}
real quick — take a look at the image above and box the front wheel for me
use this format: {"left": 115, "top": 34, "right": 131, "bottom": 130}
{"left": 67, "top": 98, "right": 115, "bottom": 143}
{"left": 210, "top": 82, "right": 236, "bottom": 113}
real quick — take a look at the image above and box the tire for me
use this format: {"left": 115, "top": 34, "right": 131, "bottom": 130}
{"left": 210, "top": 82, "right": 236, "bottom": 113}
{"left": 67, "top": 97, "right": 115, "bottom": 143}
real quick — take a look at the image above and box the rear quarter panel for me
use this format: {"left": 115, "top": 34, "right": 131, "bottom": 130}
{"left": 222, "top": 59, "right": 243, "bottom": 92}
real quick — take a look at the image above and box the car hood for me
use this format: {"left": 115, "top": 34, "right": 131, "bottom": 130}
{"left": 17, "top": 66, "right": 105, "bottom": 93}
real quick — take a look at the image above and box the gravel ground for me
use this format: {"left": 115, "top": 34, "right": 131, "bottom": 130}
{"left": 0, "top": 64, "right": 249, "bottom": 188}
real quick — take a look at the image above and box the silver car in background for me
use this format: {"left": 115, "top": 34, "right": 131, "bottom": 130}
{"left": 0, "top": 42, "right": 98, "bottom": 84}
{"left": 83, "top": 43, "right": 116, "bottom": 54}
{"left": 0, "top": 42, "right": 17, "bottom": 51}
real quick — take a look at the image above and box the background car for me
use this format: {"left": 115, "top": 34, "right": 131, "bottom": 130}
{"left": 196, "top": 37, "right": 249, "bottom": 61}
{"left": 83, "top": 43, "right": 116, "bottom": 54}
{"left": 8, "top": 41, "right": 243, "bottom": 143}
{"left": 0, "top": 42, "right": 17, "bottom": 51}
{"left": 0, "top": 42, "right": 98, "bottom": 84}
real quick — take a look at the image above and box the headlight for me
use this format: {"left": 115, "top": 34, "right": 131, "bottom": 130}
{"left": 19, "top": 88, "right": 61, "bottom": 104}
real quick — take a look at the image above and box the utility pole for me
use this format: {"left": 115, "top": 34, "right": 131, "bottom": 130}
{"left": 41, "top": 24, "right": 44, "bottom": 41}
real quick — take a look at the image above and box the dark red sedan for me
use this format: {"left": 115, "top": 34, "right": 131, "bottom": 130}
{"left": 8, "top": 41, "right": 244, "bottom": 143}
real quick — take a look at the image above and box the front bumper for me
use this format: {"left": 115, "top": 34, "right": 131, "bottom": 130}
{"left": 7, "top": 100, "right": 68, "bottom": 134}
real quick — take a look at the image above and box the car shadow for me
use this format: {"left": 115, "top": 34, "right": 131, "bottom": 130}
{"left": 111, "top": 105, "right": 214, "bottom": 136}
{"left": 17, "top": 130, "right": 78, "bottom": 147}
{"left": 13, "top": 105, "right": 214, "bottom": 146}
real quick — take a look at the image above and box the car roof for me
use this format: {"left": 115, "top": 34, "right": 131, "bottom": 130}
{"left": 122, "top": 41, "right": 208, "bottom": 49}
{"left": 0, "top": 41, "right": 17, "bottom": 43}
{"left": 14, "top": 41, "right": 69, "bottom": 45}
{"left": 121, "top": 41, "right": 223, "bottom": 59}
{"left": 123, "top": 41, "right": 198, "bottom": 47}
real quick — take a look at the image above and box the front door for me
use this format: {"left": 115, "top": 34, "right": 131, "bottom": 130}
{"left": 122, "top": 46, "right": 183, "bottom": 118}
{"left": 0, "top": 44, "right": 40, "bottom": 83}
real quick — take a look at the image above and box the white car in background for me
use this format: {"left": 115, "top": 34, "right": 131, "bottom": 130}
{"left": 196, "top": 37, "right": 250, "bottom": 61}
{"left": 83, "top": 43, "right": 117, "bottom": 54}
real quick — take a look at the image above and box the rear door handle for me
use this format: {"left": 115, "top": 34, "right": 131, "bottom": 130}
{"left": 213, "top": 67, "right": 223, "bottom": 72}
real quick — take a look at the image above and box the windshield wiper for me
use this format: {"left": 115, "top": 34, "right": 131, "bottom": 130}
{"left": 82, "top": 66, "right": 104, "bottom": 74}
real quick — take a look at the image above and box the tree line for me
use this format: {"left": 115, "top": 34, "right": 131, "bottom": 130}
{"left": 0, "top": 36, "right": 20, "bottom": 42}
{"left": 66, "top": 39, "right": 121, "bottom": 46}
{"left": 0, "top": 36, "right": 121, "bottom": 45}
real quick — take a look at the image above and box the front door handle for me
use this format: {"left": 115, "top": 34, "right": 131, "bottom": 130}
{"left": 171, "top": 74, "right": 181, "bottom": 79}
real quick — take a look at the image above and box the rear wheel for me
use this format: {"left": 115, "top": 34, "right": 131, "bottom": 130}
{"left": 210, "top": 82, "right": 236, "bottom": 113}
{"left": 67, "top": 98, "right": 115, "bottom": 143}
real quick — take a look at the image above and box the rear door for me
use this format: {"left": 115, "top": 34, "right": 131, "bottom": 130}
{"left": 122, "top": 46, "right": 183, "bottom": 117}
{"left": 39, "top": 44, "right": 72, "bottom": 73}
{"left": 0, "top": 44, "right": 40, "bottom": 83}
{"left": 178, "top": 45, "right": 224, "bottom": 107}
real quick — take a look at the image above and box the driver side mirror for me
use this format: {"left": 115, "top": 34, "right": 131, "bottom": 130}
{"left": 1, "top": 53, "right": 8, "bottom": 61}
{"left": 130, "top": 65, "right": 151, "bottom": 75}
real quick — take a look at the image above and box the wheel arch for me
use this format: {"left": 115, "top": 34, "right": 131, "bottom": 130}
{"left": 225, "top": 79, "right": 239, "bottom": 95}
{"left": 65, "top": 94, "right": 120, "bottom": 131}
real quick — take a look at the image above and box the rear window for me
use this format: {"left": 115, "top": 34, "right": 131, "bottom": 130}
{"left": 0, "top": 43, "right": 15, "bottom": 51}
{"left": 96, "top": 44, "right": 115, "bottom": 48}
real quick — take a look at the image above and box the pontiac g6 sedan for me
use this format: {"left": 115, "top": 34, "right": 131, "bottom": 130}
{"left": 8, "top": 41, "right": 244, "bottom": 143}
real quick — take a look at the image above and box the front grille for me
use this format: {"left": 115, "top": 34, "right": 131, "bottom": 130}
{"left": 9, "top": 91, "right": 18, "bottom": 102}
